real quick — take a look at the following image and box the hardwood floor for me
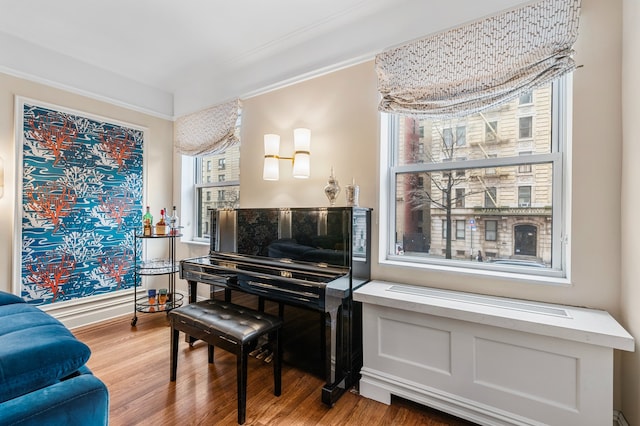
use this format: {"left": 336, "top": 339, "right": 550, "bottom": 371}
{"left": 73, "top": 295, "right": 477, "bottom": 426}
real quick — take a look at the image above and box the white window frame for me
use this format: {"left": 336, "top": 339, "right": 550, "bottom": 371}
{"left": 379, "top": 76, "right": 571, "bottom": 282}
{"left": 192, "top": 155, "right": 239, "bottom": 243}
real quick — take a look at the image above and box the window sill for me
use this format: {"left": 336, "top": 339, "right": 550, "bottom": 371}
{"left": 181, "top": 238, "right": 209, "bottom": 247}
{"left": 379, "top": 257, "right": 570, "bottom": 287}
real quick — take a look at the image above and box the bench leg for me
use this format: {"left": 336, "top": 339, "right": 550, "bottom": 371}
{"left": 237, "top": 345, "right": 248, "bottom": 424}
{"left": 274, "top": 330, "right": 281, "bottom": 396}
{"left": 208, "top": 344, "right": 214, "bottom": 363}
{"left": 170, "top": 326, "right": 179, "bottom": 381}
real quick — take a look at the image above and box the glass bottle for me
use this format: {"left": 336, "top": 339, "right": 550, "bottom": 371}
{"left": 169, "top": 206, "right": 179, "bottom": 235}
{"left": 142, "top": 206, "right": 153, "bottom": 236}
{"left": 156, "top": 209, "right": 167, "bottom": 235}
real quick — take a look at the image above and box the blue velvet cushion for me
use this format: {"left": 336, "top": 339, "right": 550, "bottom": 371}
{"left": 0, "top": 291, "right": 26, "bottom": 306}
{"left": 0, "top": 303, "right": 91, "bottom": 403}
{"left": 0, "top": 372, "right": 109, "bottom": 426}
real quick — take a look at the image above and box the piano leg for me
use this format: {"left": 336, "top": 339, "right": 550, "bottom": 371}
{"left": 321, "top": 296, "right": 349, "bottom": 407}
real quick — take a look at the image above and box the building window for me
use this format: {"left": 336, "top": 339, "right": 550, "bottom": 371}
{"left": 485, "top": 220, "right": 498, "bottom": 241}
{"left": 444, "top": 126, "right": 466, "bottom": 147}
{"left": 519, "top": 116, "right": 533, "bottom": 139}
{"left": 485, "top": 121, "right": 498, "bottom": 142}
{"left": 519, "top": 92, "right": 533, "bottom": 104}
{"left": 218, "top": 174, "right": 225, "bottom": 182}
{"left": 518, "top": 151, "right": 532, "bottom": 173}
{"left": 456, "top": 220, "right": 465, "bottom": 240}
{"left": 386, "top": 78, "right": 566, "bottom": 275}
{"left": 484, "top": 187, "right": 497, "bottom": 208}
{"left": 218, "top": 158, "right": 226, "bottom": 170}
{"left": 455, "top": 188, "right": 465, "bottom": 208}
{"left": 518, "top": 186, "right": 532, "bottom": 207}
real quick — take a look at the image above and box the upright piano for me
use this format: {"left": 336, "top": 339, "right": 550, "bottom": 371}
{"left": 179, "top": 207, "right": 371, "bottom": 406}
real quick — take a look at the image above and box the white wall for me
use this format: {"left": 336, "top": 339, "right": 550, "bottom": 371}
{"left": 621, "top": 0, "right": 640, "bottom": 424}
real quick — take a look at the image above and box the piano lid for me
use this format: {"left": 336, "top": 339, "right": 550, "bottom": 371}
{"left": 214, "top": 207, "right": 370, "bottom": 268}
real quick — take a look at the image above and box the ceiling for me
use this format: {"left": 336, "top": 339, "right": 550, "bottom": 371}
{"left": 0, "top": 0, "right": 530, "bottom": 118}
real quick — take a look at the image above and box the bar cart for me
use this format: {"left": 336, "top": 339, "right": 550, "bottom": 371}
{"left": 131, "top": 230, "right": 183, "bottom": 326}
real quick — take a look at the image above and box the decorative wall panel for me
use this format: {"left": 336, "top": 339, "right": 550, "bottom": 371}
{"left": 16, "top": 98, "right": 144, "bottom": 305}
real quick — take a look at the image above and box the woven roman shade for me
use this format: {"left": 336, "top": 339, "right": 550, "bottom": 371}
{"left": 174, "top": 98, "right": 242, "bottom": 156}
{"left": 376, "top": 0, "right": 581, "bottom": 118}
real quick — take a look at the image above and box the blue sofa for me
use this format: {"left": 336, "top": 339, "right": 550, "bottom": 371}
{"left": 0, "top": 291, "right": 109, "bottom": 426}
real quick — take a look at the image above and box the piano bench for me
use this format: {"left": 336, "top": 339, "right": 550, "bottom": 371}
{"left": 169, "top": 299, "right": 283, "bottom": 425}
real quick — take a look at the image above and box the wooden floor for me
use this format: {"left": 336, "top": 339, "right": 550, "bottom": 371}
{"left": 73, "top": 294, "right": 477, "bottom": 426}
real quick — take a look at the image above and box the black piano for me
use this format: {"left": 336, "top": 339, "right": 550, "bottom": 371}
{"left": 180, "top": 207, "right": 371, "bottom": 406}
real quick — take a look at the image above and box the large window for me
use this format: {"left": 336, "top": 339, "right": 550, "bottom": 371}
{"left": 386, "top": 79, "right": 567, "bottom": 276}
{"left": 193, "top": 144, "right": 240, "bottom": 240}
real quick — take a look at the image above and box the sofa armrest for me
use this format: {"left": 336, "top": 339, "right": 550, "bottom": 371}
{"left": 0, "top": 373, "right": 109, "bottom": 426}
{"left": 0, "top": 291, "right": 25, "bottom": 306}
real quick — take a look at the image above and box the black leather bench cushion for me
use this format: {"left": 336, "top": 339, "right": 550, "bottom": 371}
{"left": 169, "top": 300, "right": 282, "bottom": 345}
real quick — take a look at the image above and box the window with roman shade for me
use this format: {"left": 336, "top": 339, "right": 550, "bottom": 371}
{"left": 381, "top": 0, "right": 580, "bottom": 277}
{"left": 175, "top": 99, "right": 242, "bottom": 242}
{"left": 174, "top": 98, "right": 242, "bottom": 156}
{"left": 375, "top": 0, "right": 581, "bottom": 118}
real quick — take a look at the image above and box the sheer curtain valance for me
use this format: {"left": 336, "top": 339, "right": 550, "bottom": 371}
{"left": 174, "top": 98, "right": 242, "bottom": 156}
{"left": 376, "top": 0, "right": 581, "bottom": 118}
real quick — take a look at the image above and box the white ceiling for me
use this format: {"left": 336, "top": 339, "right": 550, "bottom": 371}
{"left": 0, "top": 0, "right": 530, "bottom": 118}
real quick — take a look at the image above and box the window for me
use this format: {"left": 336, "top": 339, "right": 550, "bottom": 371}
{"left": 194, "top": 143, "right": 240, "bottom": 240}
{"left": 485, "top": 153, "right": 498, "bottom": 175}
{"left": 485, "top": 121, "right": 498, "bottom": 142}
{"left": 386, "top": 79, "right": 566, "bottom": 275}
{"left": 485, "top": 220, "right": 498, "bottom": 241}
{"left": 518, "top": 186, "right": 532, "bottom": 207}
{"left": 443, "top": 126, "right": 466, "bottom": 147}
{"left": 519, "top": 116, "right": 533, "bottom": 139}
{"left": 456, "top": 220, "right": 465, "bottom": 240}
{"left": 518, "top": 152, "right": 532, "bottom": 173}
{"left": 519, "top": 92, "right": 533, "bottom": 104}
{"left": 484, "top": 187, "right": 497, "bottom": 208}
{"left": 455, "top": 188, "right": 465, "bottom": 208}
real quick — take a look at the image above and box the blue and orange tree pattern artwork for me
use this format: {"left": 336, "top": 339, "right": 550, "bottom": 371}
{"left": 20, "top": 103, "right": 143, "bottom": 305}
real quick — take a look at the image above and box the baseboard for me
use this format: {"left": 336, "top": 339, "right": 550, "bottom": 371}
{"left": 41, "top": 289, "right": 188, "bottom": 329}
{"left": 359, "top": 368, "right": 533, "bottom": 426}
{"left": 360, "top": 367, "right": 629, "bottom": 426}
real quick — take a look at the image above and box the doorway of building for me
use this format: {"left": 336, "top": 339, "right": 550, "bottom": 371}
{"left": 514, "top": 224, "right": 537, "bottom": 257}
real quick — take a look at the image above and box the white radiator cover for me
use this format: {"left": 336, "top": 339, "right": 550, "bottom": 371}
{"left": 354, "top": 281, "right": 634, "bottom": 426}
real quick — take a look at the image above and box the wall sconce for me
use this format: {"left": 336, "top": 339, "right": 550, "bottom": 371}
{"left": 263, "top": 128, "right": 311, "bottom": 180}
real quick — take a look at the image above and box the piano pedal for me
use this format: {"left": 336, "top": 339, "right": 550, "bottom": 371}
{"left": 249, "top": 345, "right": 264, "bottom": 357}
{"left": 256, "top": 348, "right": 270, "bottom": 360}
{"left": 263, "top": 352, "right": 274, "bottom": 363}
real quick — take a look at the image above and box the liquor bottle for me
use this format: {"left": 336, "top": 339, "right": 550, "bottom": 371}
{"left": 156, "top": 209, "right": 167, "bottom": 235}
{"left": 169, "top": 206, "right": 179, "bottom": 235}
{"left": 142, "top": 206, "right": 153, "bottom": 236}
